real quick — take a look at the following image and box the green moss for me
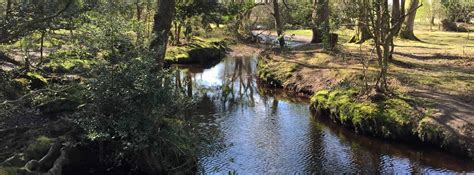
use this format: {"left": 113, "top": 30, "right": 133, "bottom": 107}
{"left": 25, "top": 72, "right": 48, "bottom": 89}
{"left": 0, "top": 167, "right": 18, "bottom": 175}
{"left": 311, "top": 88, "right": 419, "bottom": 138}
{"left": 26, "top": 72, "right": 47, "bottom": 84}
{"left": 44, "top": 50, "right": 97, "bottom": 73}
{"left": 384, "top": 98, "right": 414, "bottom": 126}
{"left": 165, "top": 37, "right": 228, "bottom": 64}
{"left": 25, "top": 136, "right": 54, "bottom": 160}
{"left": 165, "top": 47, "right": 191, "bottom": 62}
{"left": 416, "top": 117, "right": 455, "bottom": 147}
{"left": 13, "top": 78, "right": 30, "bottom": 87}
{"left": 257, "top": 57, "right": 297, "bottom": 86}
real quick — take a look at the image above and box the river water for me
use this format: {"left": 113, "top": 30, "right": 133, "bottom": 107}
{"left": 178, "top": 55, "right": 474, "bottom": 174}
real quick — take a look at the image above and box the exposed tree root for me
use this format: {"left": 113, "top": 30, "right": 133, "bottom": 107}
{"left": 399, "top": 31, "right": 421, "bottom": 41}
{"left": 1, "top": 141, "right": 74, "bottom": 175}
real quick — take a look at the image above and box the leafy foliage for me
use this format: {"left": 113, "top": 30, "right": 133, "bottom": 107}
{"left": 282, "top": 1, "right": 313, "bottom": 29}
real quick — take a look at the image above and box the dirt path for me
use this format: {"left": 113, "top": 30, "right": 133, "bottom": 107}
{"left": 413, "top": 87, "right": 474, "bottom": 138}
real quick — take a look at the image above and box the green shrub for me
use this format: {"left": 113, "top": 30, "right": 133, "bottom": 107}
{"left": 74, "top": 56, "right": 197, "bottom": 173}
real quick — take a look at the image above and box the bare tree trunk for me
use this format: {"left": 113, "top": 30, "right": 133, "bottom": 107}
{"left": 272, "top": 0, "right": 285, "bottom": 48}
{"left": 311, "top": 0, "right": 329, "bottom": 43}
{"left": 400, "top": 0, "right": 420, "bottom": 41}
{"left": 367, "top": 0, "right": 405, "bottom": 92}
{"left": 149, "top": 0, "right": 176, "bottom": 70}
{"left": 40, "top": 29, "right": 45, "bottom": 63}
{"left": 430, "top": 15, "right": 435, "bottom": 31}
{"left": 136, "top": 0, "right": 143, "bottom": 45}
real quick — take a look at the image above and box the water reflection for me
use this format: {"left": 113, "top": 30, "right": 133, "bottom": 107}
{"left": 176, "top": 56, "right": 474, "bottom": 174}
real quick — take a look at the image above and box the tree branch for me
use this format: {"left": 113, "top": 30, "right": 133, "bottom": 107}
{"left": 0, "top": 0, "right": 74, "bottom": 44}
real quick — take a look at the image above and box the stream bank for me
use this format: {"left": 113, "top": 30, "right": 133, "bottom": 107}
{"left": 256, "top": 40, "right": 474, "bottom": 160}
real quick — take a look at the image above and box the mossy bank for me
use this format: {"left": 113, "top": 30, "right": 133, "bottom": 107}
{"left": 165, "top": 37, "right": 231, "bottom": 66}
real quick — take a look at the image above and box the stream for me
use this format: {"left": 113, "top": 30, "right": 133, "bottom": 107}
{"left": 178, "top": 54, "right": 474, "bottom": 174}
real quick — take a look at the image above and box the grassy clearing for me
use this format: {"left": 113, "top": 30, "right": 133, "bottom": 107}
{"left": 258, "top": 26, "right": 474, "bottom": 158}
{"left": 285, "top": 28, "right": 357, "bottom": 43}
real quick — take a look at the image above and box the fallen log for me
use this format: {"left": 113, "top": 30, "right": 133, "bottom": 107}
{"left": 0, "top": 51, "right": 21, "bottom": 66}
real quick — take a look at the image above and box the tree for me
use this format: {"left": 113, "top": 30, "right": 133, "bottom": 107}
{"left": 348, "top": 0, "right": 372, "bottom": 44}
{"left": 0, "top": 0, "right": 83, "bottom": 66}
{"left": 311, "top": 0, "right": 330, "bottom": 43}
{"left": 149, "top": 0, "right": 176, "bottom": 70}
{"left": 400, "top": 0, "right": 421, "bottom": 41}
{"left": 272, "top": 0, "right": 285, "bottom": 47}
{"left": 365, "top": 0, "right": 407, "bottom": 92}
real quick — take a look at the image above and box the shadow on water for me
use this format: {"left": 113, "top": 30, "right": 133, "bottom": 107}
{"left": 175, "top": 55, "right": 474, "bottom": 174}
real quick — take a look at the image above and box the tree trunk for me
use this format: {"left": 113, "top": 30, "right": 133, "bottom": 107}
{"left": 349, "top": 0, "right": 372, "bottom": 43}
{"left": 272, "top": 0, "right": 285, "bottom": 48}
{"left": 311, "top": 0, "right": 330, "bottom": 43}
{"left": 40, "top": 29, "right": 45, "bottom": 63}
{"left": 6, "top": 0, "right": 12, "bottom": 19}
{"left": 136, "top": 0, "right": 143, "bottom": 45}
{"left": 400, "top": 0, "right": 420, "bottom": 41}
{"left": 429, "top": 0, "right": 435, "bottom": 31}
{"left": 389, "top": 0, "right": 405, "bottom": 61}
{"left": 392, "top": 0, "right": 401, "bottom": 26}
{"left": 149, "top": 0, "right": 176, "bottom": 70}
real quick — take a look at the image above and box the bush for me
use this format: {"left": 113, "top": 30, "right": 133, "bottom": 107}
{"left": 73, "top": 56, "right": 198, "bottom": 174}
